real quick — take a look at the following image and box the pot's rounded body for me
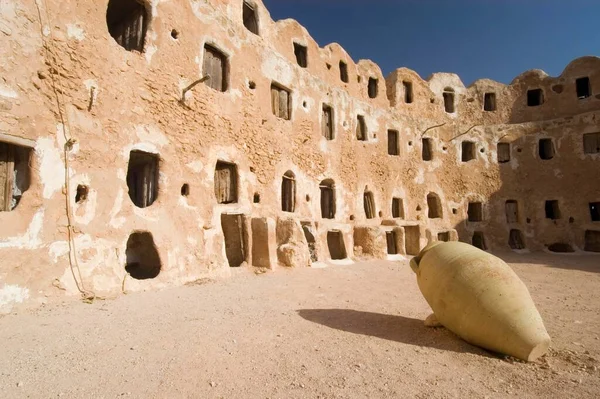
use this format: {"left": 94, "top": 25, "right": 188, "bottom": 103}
{"left": 410, "top": 242, "right": 550, "bottom": 361}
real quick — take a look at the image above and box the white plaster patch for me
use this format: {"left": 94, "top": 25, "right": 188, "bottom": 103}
{"left": 36, "top": 137, "right": 64, "bottom": 199}
{"left": 145, "top": 44, "right": 158, "bottom": 64}
{"left": 134, "top": 124, "right": 169, "bottom": 147}
{"left": 66, "top": 24, "right": 85, "bottom": 41}
{"left": 0, "top": 82, "right": 18, "bottom": 99}
{"left": 187, "top": 160, "right": 204, "bottom": 173}
{"left": 48, "top": 240, "right": 69, "bottom": 263}
{"left": 261, "top": 50, "right": 294, "bottom": 88}
{"left": 0, "top": 284, "right": 29, "bottom": 313}
{"left": 109, "top": 189, "right": 127, "bottom": 229}
{"left": 414, "top": 168, "right": 425, "bottom": 184}
{"left": 0, "top": 209, "right": 44, "bottom": 249}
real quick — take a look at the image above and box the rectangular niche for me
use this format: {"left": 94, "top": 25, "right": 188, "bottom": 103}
{"left": 527, "top": 88, "right": 544, "bottom": 106}
{"left": 364, "top": 191, "right": 376, "bottom": 219}
{"left": 590, "top": 202, "right": 600, "bottom": 222}
{"left": 404, "top": 225, "right": 421, "bottom": 256}
{"left": 339, "top": 61, "right": 349, "bottom": 83}
{"left": 203, "top": 44, "right": 228, "bottom": 92}
{"left": 437, "top": 231, "right": 450, "bottom": 242}
{"left": 293, "top": 42, "right": 308, "bottom": 68}
{"left": 386, "top": 231, "right": 398, "bottom": 255}
{"left": 327, "top": 230, "right": 347, "bottom": 260}
{"left": 388, "top": 130, "right": 399, "bottom": 156}
{"left": 356, "top": 115, "right": 367, "bottom": 141}
{"left": 392, "top": 198, "right": 404, "bottom": 219}
{"left": 368, "top": 77, "right": 378, "bottom": 99}
{"left": 584, "top": 230, "right": 600, "bottom": 252}
{"left": 484, "top": 92, "right": 496, "bottom": 111}
{"left": 576, "top": 77, "right": 591, "bottom": 99}
{"left": 127, "top": 150, "right": 159, "bottom": 208}
{"left": 422, "top": 138, "right": 433, "bottom": 161}
{"left": 497, "top": 142, "right": 511, "bottom": 163}
{"left": 0, "top": 142, "right": 31, "bottom": 212}
{"left": 443, "top": 88, "right": 455, "bottom": 113}
{"left": 271, "top": 83, "right": 291, "bottom": 120}
{"left": 214, "top": 161, "right": 238, "bottom": 204}
{"left": 251, "top": 218, "right": 270, "bottom": 268}
{"left": 505, "top": 200, "right": 519, "bottom": 223}
{"left": 472, "top": 231, "right": 487, "bottom": 250}
{"left": 461, "top": 141, "right": 476, "bottom": 162}
{"left": 221, "top": 214, "right": 247, "bottom": 267}
{"left": 322, "top": 104, "right": 334, "bottom": 140}
{"left": 545, "top": 200, "right": 561, "bottom": 220}
{"left": 539, "top": 138, "right": 555, "bottom": 160}
{"left": 403, "top": 81, "right": 413, "bottom": 104}
{"left": 583, "top": 132, "right": 600, "bottom": 154}
{"left": 467, "top": 202, "right": 483, "bottom": 222}
{"left": 242, "top": 1, "right": 259, "bottom": 35}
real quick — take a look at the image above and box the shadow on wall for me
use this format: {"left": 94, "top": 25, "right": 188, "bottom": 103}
{"left": 297, "top": 309, "right": 492, "bottom": 357}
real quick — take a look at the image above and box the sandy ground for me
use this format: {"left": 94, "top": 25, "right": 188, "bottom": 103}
{"left": 1, "top": 252, "right": 599, "bottom": 398}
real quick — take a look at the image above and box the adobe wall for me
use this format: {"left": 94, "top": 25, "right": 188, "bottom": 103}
{"left": 0, "top": 0, "right": 598, "bottom": 311}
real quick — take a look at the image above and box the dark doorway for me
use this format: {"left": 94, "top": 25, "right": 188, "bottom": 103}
{"left": 327, "top": 230, "right": 347, "bottom": 260}
{"left": 221, "top": 214, "right": 247, "bottom": 267}
{"left": 472, "top": 231, "right": 487, "bottom": 250}
{"left": 320, "top": 179, "right": 336, "bottom": 219}
{"left": 125, "top": 231, "right": 161, "bottom": 280}
{"left": 404, "top": 226, "right": 421, "bottom": 256}
{"left": 386, "top": 231, "right": 398, "bottom": 255}
{"left": 301, "top": 222, "right": 318, "bottom": 262}
{"left": 509, "top": 229, "right": 525, "bottom": 250}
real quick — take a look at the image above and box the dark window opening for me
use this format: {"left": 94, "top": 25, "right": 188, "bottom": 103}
{"left": 339, "top": 61, "right": 349, "bottom": 83}
{"left": 126, "top": 150, "right": 159, "bottom": 209}
{"left": 576, "top": 77, "right": 591, "bottom": 99}
{"left": 170, "top": 29, "right": 179, "bottom": 40}
{"left": 590, "top": 202, "right": 600, "bottom": 222}
{"left": 527, "top": 89, "right": 543, "bottom": 106}
{"left": 253, "top": 193, "right": 260, "bottom": 203}
{"left": 364, "top": 190, "right": 376, "bottom": 219}
{"left": 505, "top": 200, "right": 519, "bottom": 223}
{"left": 438, "top": 232, "right": 450, "bottom": 242}
{"left": 271, "top": 83, "right": 291, "bottom": 120}
{"left": 386, "top": 231, "right": 398, "bottom": 255}
{"left": 392, "top": 198, "right": 404, "bottom": 219}
{"left": 484, "top": 92, "right": 496, "bottom": 111}
{"left": 497, "top": 142, "right": 510, "bottom": 163}
{"left": 443, "top": 88, "right": 455, "bottom": 113}
{"left": 180, "top": 184, "right": 189, "bottom": 197}
{"left": 509, "top": 229, "right": 525, "bottom": 250}
{"left": 422, "top": 138, "right": 433, "bottom": 161}
{"left": 203, "top": 44, "right": 228, "bottom": 92}
{"left": 301, "top": 222, "right": 318, "bottom": 262}
{"left": 293, "top": 42, "right": 307, "bottom": 68}
{"left": 472, "top": 232, "right": 487, "bottom": 250}
{"left": 106, "top": 0, "right": 149, "bottom": 52}
{"left": 221, "top": 214, "right": 247, "bottom": 267}
{"left": 125, "top": 231, "right": 161, "bottom": 280}
{"left": 76, "top": 185, "right": 89, "bottom": 203}
{"left": 405, "top": 226, "right": 421, "bottom": 256}
{"left": 548, "top": 243, "right": 575, "bottom": 253}
{"left": 467, "top": 202, "right": 483, "bottom": 222}
{"left": 539, "top": 138, "right": 555, "bottom": 160}
{"left": 368, "top": 77, "right": 378, "bottom": 99}
{"left": 427, "top": 193, "right": 442, "bottom": 219}
{"left": 356, "top": 115, "right": 367, "bottom": 141}
{"left": 327, "top": 230, "right": 347, "bottom": 260}
{"left": 388, "top": 130, "right": 399, "bottom": 156}
{"left": 583, "top": 132, "right": 600, "bottom": 154}
{"left": 545, "top": 200, "right": 561, "bottom": 220}
{"left": 320, "top": 179, "right": 335, "bottom": 219}
{"left": 403, "top": 81, "right": 413, "bottom": 103}
{"left": 214, "top": 161, "right": 238, "bottom": 204}
{"left": 0, "top": 142, "right": 31, "bottom": 212}
{"left": 584, "top": 230, "right": 600, "bottom": 252}
{"left": 282, "top": 171, "right": 296, "bottom": 212}
{"left": 242, "top": 1, "right": 259, "bottom": 35}
{"left": 461, "top": 141, "right": 476, "bottom": 162}
{"left": 322, "top": 104, "right": 334, "bottom": 140}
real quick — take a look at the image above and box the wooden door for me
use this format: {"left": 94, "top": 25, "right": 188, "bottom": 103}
{"left": 0, "top": 143, "right": 15, "bottom": 211}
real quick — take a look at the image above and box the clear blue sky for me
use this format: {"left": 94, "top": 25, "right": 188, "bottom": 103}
{"left": 262, "top": 0, "right": 600, "bottom": 86}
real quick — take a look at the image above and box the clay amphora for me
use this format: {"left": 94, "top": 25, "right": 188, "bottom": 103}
{"left": 409, "top": 241, "right": 550, "bottom": 361}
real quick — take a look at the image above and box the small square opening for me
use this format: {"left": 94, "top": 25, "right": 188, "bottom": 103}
{"left": 527, "top": 89, "right": 544, "bottom": 106}
{"left": 392, "top": 198, "right": 404, "bottom": 219}
{"left": 467, "top": 202, "right": 483, "bottom": 222}
{"left": 583, "top": 132, "right": 600, "bottom": 154}
{"left": 545, "top": 200, "right": 561, "bottom": 220}
{"left": 461, "top": 141, "right": 476, "bottom": 162}
{"left": 437, "top": 232, "right": 450, "bottom": 242}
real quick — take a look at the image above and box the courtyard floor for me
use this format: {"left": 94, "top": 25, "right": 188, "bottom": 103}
{"left": 1, "top": 252, "right": 599, "bottom": 398}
